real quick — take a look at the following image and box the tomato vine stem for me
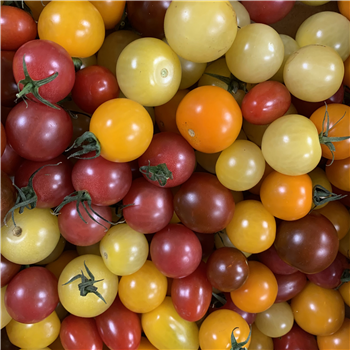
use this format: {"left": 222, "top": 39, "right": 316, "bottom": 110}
{"left": 139, "top": 161, "right": 173, "bottom": 186}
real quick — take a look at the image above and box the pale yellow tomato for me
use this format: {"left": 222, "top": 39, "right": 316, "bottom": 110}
{"left": 243, "top": 120, "right": 270, "bottom": 147}
{"left": 249, "top": 323, "right": 274, "bottom": 350}
{"left": 229, "top": 0, "right": 251, "bottom": 27}
{"left": 178, "top": 55, "right": 206, "bottom": 90}
{"left": 1, "top": 208, "right": 60, "bottom": 265}
{"left": 164, "top": 1, "right": 237, "bottom": 63}
{"left": 1, "top": 286, "right": 11, "bottom": 329}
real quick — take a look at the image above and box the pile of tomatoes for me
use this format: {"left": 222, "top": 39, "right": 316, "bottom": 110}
{"left": 1, "top": 0, "right": 350, "bottom": 349}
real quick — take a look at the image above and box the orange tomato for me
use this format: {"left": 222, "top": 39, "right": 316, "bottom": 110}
{"left": 344, "top": 56, "right": 350, "bottom": 87}
{"left": 339, "top": 282, "right": 350, "bottom": 307}
{"left": 90, "top": 1, "right": 125, "bottom": 30}
{"left": 260, "top": 171, "right": 313, "bottom": 221}
{"left": 326, "top": 157, "right": 350, "bottom": 192}
{"left": 338, "top": 1, "right": 350, "bottom": 20}
{"left": 176, "top": 86, "right": 242, "bottom": 153}
{"left": 317, "top": 318, "right": 350, "bottom": 350}
{"left": 137, "top": 337, "right": 158, "bottom": 350}
{"left": 45, "top": 250, "right": 79, "bottom": 280}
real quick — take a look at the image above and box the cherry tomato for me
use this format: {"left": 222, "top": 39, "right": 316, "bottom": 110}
{"left": 1, "top": 51, "right": 17, "bottom": 108}
{"left": 90, "top": 0, "right": 125, "bottom": 30}
{"left": 250, "top": 323, "right": 273, "bottom": 350}
{"left": 0, "top": 255, "right": 20, "bottom": 288}
{"left": 1, "top": 285, "right": 11, "bottom": 329}
{"left": 326, "top": 157, "right": 350, "bottom": 192}
{"left": 0, "top": 171, "right": 16, "bottom": 225}
{"left": 339, "top": 282, "right": 350, "bottom": 307}
{"left": 275, "top": 271, "right": 308, "bottom": 303}
{"left": 45, "top": 250, "right": 79, "bottom": 280}
{"left": 308, "top": 166, "right": 333, "bottom": 210}
{"left": 317, "top": 318, "right": 350, "bottom": 350}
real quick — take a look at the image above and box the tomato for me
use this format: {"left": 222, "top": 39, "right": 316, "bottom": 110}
{"left": 216, "top": 140, "right": 266, "bottom": 191}
{"left": 150, "top": 224, "right": 202, "bottom": 278}
{"left": 296, "top": 12, "right": 350, "bottom": 61}
{"left": 38, "top": 1, "right": 105, "bottom": 58}
{"left": 100, "top": 223, "right": 149, "bottom": 276}
{"left": 89, "top": 98, "right": 153, "bottom": 163}
{"left": 177, "top": 54, "right": 207, "bottom": 90}
{"left": 206, "top": 247, "right": 249, "bottom": 292}
{"left": 137, "top": 337, "right": 158, "bottom": 350}
{"left": 249, "top": 323, "right": 273, "bottom": 350}
{"left": 176, "top": 86, "right": 242, "bottom": 153}
{"left": 317, "top": 318, "right": 350, "bottom": 350}
{"left": 6, "top": 311, "right": 60, "bottom": 349}
{"left": 71, "top": 66, "right": 119, "bottom": 114}
{"left": 174, "top": 173, "right": 235, "bottom": 233}
{"left": 1, "top": 51, "right": 17, "bottom": 108}
{"left": 58, "top": 254, "right": 118, "bottom": 318}
{"left": 1, "top": 171, "right": 16, "bottom": 225}
{"left": 275, "top": 271, "right": 308, "bottom": 303}
{"left": 261, "top": 114, "right": 322, "bottom": 176}
{"left": 95, "top": 296, "right": 141, "bottom": 350}
{"left": 1, "top": 208, "right": 60, "bottom": 265}
{"left": 214, "top": 229, "right": 250, "bottom": 258}
{"left": 5, "top": 267, "right": 58, "bottom": 324}
{"left": 226, "top": 200, "right": 276, "bottom": 254}
{"left": 118, "top": 260, "right": 167, "bottom": 314}
{"left": 164, "top": 1, "right": 237, "bottom": 63}
{"left": 45, "top": 250, "right": 79, "bottom": 280}
{"left": 1, "top": 285, "right": 11, "bottom": 329}
{"left": 90, "top": 0, "right": 125, "bottom": 30}
{"left": 37, "top": 235, "right": 66, "bottom": 266}
{"left": 284, "top": 45, "right": 344, "bottom": 102}
{"left": 326, "top": 157, "right": 350, "bottom": 192}
{"left": 242, "top": 120, "right": 271, "bottom": 148}
{"left": 1, "top": 6, "right": 37, "bottom": 51}
{"left": 60, "top": 314, "right": 103, "bottom": 350}
{"left": 142, "top": 297, "right": 199, "bottom": 350}
{"left": 230, "top": 261, "right": 278, "bottom": 314}
{"left": 291, "top": 282, "right": 345, "bottom": 336}
{"left": 339, "top": 227, "right": 350, "bottom": 259}
{"left": 338, "top": 1, "right": 350, "bottom": 20}
{"left": 308, "top": 167, "right": 333, "bottom": 210}
{"left": 0, "top": 255, "right": 20, "bottom": 288}
{"left": 199, "top": 309, "right": 251, "bottom": 350}
{"left": 339, "top": 282, "right": 350, "bottom": 307}
{"left": 230, "top": 1, "right": 250, "bottom": 27}
{"left": 24, "top": 1, "right": 49, "bottom": 21}
{"left": 260, "top": 171, "right": 313, "bottom": 221}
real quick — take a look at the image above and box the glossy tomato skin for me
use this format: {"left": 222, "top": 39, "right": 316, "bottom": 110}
{"left": 275, "top": 271, "right": 308, "bottom": 303}
{"left": 14, "top": 155, "right": 74, "bottom": 208}
{"left": 1, "top": 51, "right": 17, "bottom": 108}
{"left": 5, "top": 267, "right": 58, "bottom": 324}
{"left": 6, "top": 101, "right": 73, "bottom": 162}
{"left": 90, "top": 0, "right": 125, "bottom": 30}
{"left": 326, "top": 157, "right": 350, "bottom": 192}
{"left": 1, "top": 143, "right": 24, "bottom": 176}
{"left": 174, "top": 173, "right": 235, "bottom": 233}
{"left": 241, "top": 81, "right": 291, "bottom": 125}
{"left": 13, "top": 40, "right": 75, "bottom": 103}
{"left": 275, "top": 212, "right": 339, "bottom": 274}
{"left": 150, "top": 224, "right": 202, "bottom": 278}
{"left": 1, "top": 171, "right": 17, "bottom": 225}
{"left": 72, "top": 155, "right": 132, "bottom": 206}
{"left": 95, "top": 296, "right": 141, "bottom": 350}
{"left": 0, "top": 255, "right": 21, "bottom": 288}
{"left": 138, "top": 132, "right": 196, "bottom": 188}
{"left": 171, "top": 261, "right": 212, "bottom": 322}
{"left": 60, "top": 314, "right": 103, "bottom": 350}
{"left": 1, "top": 6, "right": 37, "bottom": 51}
{"left": 317, "top": 318, "right": 350, "bottom": 350}
{"left": 123, "top": 178, "right": 173, "bottom": 234}
{"left": 72, "top": 65, "right": 119, "bottom": 114}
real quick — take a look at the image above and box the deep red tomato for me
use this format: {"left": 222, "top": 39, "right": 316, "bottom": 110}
{"left": 138, "top": 132, "right": 196, "bottom": 188}
{"left": 14, "top": 155, "right": 74, "bottom": 208}
{"left": 71, "top": 65, "right": 120, "bottom": 114}
{"left": 1, "top": 6, "right": 37, "bottom": 51}
{"left": 0, "top": 255, "right": 21, "bottom": 288}
{"left": 1, "top": 171, "right": 17, "bottom": 224}
{"left": 95, "top": 296, "right": 142, "bottom": 350}
{"left": 274, "top": 271, "right": 308, "bottom": 303}
{"left": 60, "top": 314, "right": 103, "bottom": 350}
{"left": 241, "top": 81, "right": 291, "bottom": 125}
{"left": 72, "top": 155, "right": 132, "bottom": 206}
{"left": 1, "top": 122, "right": 6, "bottom": 156}
{"left": 13, "top": 39, "right": 75, "bottom": 104}
{"left": 0, "top": 143, "right": 24, "bottom": 176}
{"left": 1, "top": 51, "right": 17, "bottom": 108}
{"left": 150, "top": 223, "right": 202, "bottom": 278}
{"left": 5, "top": 267, "right": 58, "bottom": 324}
{"left": 195, "top": 232, "right": 215, "bottom": 259}
{"left": 5, "top": 101, "right": 73, "bottom": 162}
{"left": 122, "top": 177, "right": 174, "bottom": 234}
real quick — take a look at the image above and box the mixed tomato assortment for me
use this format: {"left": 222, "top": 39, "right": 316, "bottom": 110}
{"left": 1, "top": 0, "right": 350, "bottom": 349}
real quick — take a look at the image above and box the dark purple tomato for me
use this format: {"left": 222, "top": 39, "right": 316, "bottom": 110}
{"left": 174, "top": 172, "right": 235, "bottom": 233}
{"left": 138, "top": 132, "right": 196, "bottom": 188}
{"left": 171, "top": 261, "right": 212, "bottom": 322}
{"left": 126, "top": 1, "right": 171, "bottom": 39}
{"left": 306, "top": 254, "right": 344, "bottom": 289}
{"left": 95, "top": 296, "right": 141, "bottom": 350}
{"left": 150, "top": 224, "right": 202, "bottom": 278}
{"left": 241, "top": 1, "right": 295, "bottom": 24}
{"left": 14, "top": 155, "right": 74, "bottom": 208}
{"left": 1, "top": 143, "right": 24, "bottom": 176}
{"left": 60, "top": 314, "right": 103, "bottom": 350}
{"left": 1, "top": 51, "right": 17, "bottom": 108}
{"left": 275, "top": 271, "right": 308, "bottom": 303}
{"left": 58, "top": 202, "right": 112, "bottom": 246}
{"left": 1, "top": 6, "right": 37, "bottom": 51}
{"left": 6, "top": 101, "right": 73, "bottom": 162}
{"left": 257, "top": 245, "right": 298, "bottom": 275}
{"left": 1, "top": 171, "right": 16, "bottom": 225}
{"left": 206, "top": 247, "right": 249, "bottom": 292}
{"left": 1, "top": 255, "right": 21, "bottom": 287}
{"left": 194, "top": 232, "right": 215, "bottom": 258}
{"left": 13, "top": 40, "right": 75, "bottom": 104}
{"left": 71, "top": 66, "right": 119, "bottom": 114}
{"left": 241, "top": 81, "right": 291, "bottom": 125}
{"left": 5, "top": 267, "right": 58, "bottom": 324}
{"left": 123, "top": 177, "right": 174, "bottom": 234}
{"left": 273, "top": 323, "right": 319, "bottom": 350}
{"left": 72, "top": 155, "right": 132, "bottom": 206}
{"left": 274, "top": 212, "right": 339, "bottom": 274}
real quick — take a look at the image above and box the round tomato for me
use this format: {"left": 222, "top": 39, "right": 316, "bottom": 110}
{"left": 317, "top": 318, "right": 350, "bottom": 350}
{"left": 90, "top": 0, "right": 125, "bottom": 30}
{"left": 250, "top": 323, "right": 273, "bottom": 350}
{"left": 1, "top": 285, "right": 11, "bottom": 329}
{"left": 325, "top": 157, "right": 350, "bottom": 192}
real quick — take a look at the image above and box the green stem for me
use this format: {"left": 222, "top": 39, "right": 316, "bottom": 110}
{"left": 66, "top": 131, "right": 101, "bottom": 159}
{"left": 139, "top": 161, "right": 173, "bottom": 186}
{"left": 312, "top": 184, "right": 347, "bottom": 209}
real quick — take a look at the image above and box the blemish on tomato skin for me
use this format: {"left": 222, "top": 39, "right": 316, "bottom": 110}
{"left": 188, "top": 129, "right": 195, "bottom": 137}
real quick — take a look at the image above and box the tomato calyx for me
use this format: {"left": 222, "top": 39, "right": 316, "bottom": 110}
{"left": 66, "top": 131, "right": 101, "bottom": 159}
{"left": 204, "top": 72, "right": 247, "bottom": 94}
{"left": 72, "top": 57, "right": 83, "bottom": 72}
{"left": 318, "top": 105, "right": 350, "bottom": 165}
{"left": 62, "top": 261, "right": 107, "bottom": 303}
{"left": 139, "top": 161, "right": 173, "bottom": 186}
{"left": 335, "top": 269, "right": 350, "bottom": 290}
{"left": 230, "top": 326, "right": 251, "bottom": 350}
{"left": 3, "top": 163, "right": 62, "bottom": 227}
{"left": 15, "top": 55, "right": 60, "bottom": 110}
{"left": 312, "top": 184, "right": 347, "bottom": 209}
{"left": 212, "top": 292, "right": 227, "bottom": 306}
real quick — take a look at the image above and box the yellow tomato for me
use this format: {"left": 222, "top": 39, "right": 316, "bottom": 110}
{"left": 1, "top": 285, "right": 11, "bottom": 329}
{"left": 36, "top": 235, "right": 66, "bottom": 265}
{"left": 339, "top": 282, "right": 350, "bottom": 307}
{"left": 90, "top": 0, "right": 125, "bottom": 30}
{"left": 317, "top": 318, "right": 350, "bottom": 350}
{"left": 45, "top": 250, "right": 79, "bottom": 280}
